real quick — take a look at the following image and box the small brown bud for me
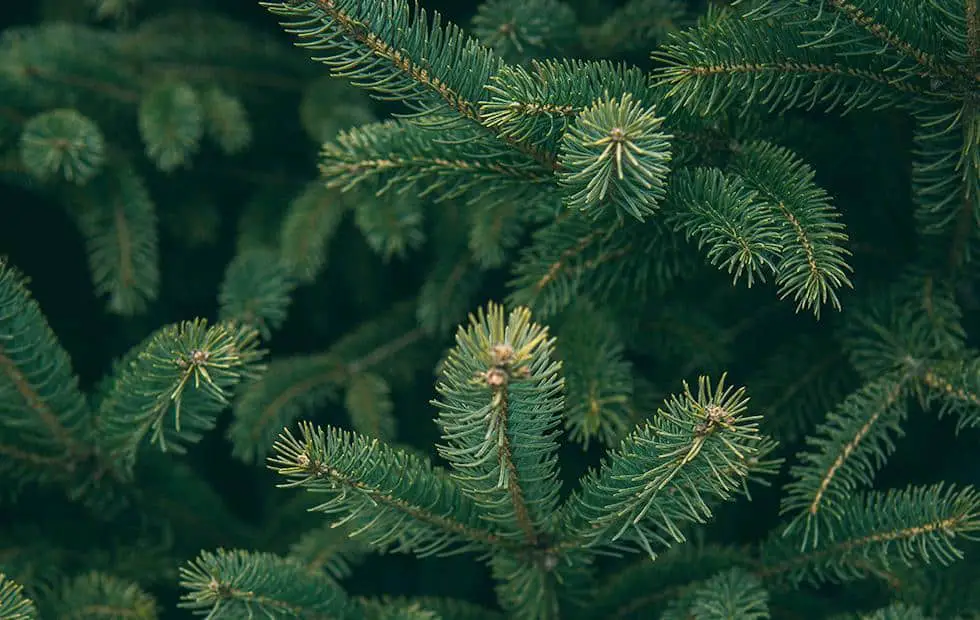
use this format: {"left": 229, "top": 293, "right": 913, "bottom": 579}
{"left": 491, "top": 343, "right": 514, "bottom": 365}
{"left": 486, "top": 367, "right": 508, "bottom": 388}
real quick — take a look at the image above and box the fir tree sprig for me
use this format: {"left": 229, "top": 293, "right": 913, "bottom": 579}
{"left": 558, "top": 374, "right": 773, "bottom": 558}
{"left": 269, "top": 421, "right": 503, "bottom": 557}
{"left": 179, "top": 549, "right": 349, "bottom": 618}
{"left": 217, "top": 247, "right": 296, "bottom": 340}
{"left": 18, "top": 108, "right": 106, "bottom": 184}
{"left": 0, "top": 258, "right": 94, "bottom": 495}
{"left": 433, "top": 303, "right": 565, "bottom": 545}
{"left": 69, "top": 165, "right": 160, "bottom": 316}
{"left": 0, "top": 573, "right": 36, "bottom": 620}
{"left": 557, "top": 93, "right": 673, "bottom": 221}
{"left": 762, "top": 484, "right": 980, "bottom": 586}
{"left": 96, "top": 319, "right": 266, "bottom": 475}
{"left": 49, "top": 572, "right": 157, "bottom": 619}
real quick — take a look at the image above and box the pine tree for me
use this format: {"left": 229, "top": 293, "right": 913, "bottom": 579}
{"left": 1, "top": 0, "right": 980, "bottom": 618}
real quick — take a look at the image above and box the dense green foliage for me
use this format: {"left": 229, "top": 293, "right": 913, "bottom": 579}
{"left": 1, "top": 0, "right": 979, "bottom": 618}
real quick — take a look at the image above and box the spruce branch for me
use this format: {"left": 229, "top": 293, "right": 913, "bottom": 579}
{"left": 200, "top": 86, "right": 252, "bottom": 155}
{"left": 261, "top": 0, "right": 554, "bottom": 168}
{"left": 662, "top": 167, "right": 782, "bottom": 290}
{"left": 96, "top": 319, "right": 265, "bottom": 475}
{"left": 344, "top": 371, "right": 397, "bottom": 441}
{"left": 69, "top": 165, "right": 160, "bottom": 316}
{"left": 50, "top": 572, "right": 157, "bottom": 619}
{"left": 18, "top": 108, "right": 105, "bottom": 184}
{"left": 652, "top": 8, "right": 932, "bottom": 118}
{"left": 861, "top": 602, "right": 930, "bottom": 620}
{"left": 286, "top": 522, "right": 372, "bottom": 580}
{"left": 179, "top": 549, "right": 349, "bottom": 618}
{"left": 584, "top": 0, "right": 689, "bottom": 56}
{"left": 0, "top": 258, "right": 94, "bottom": 494}
{"left": 352, "top": 187, "right": 426, "bottom": 261}
{"left": 557, "top": 93, "right": 673, "bottom": 222}
{"left": 780, "top": 372, "right": 914, "bottom": 549}
{"left": 362, "top": 596, "right": 504, "bottom": 620}
{"left": 555, "top": 301, "right": 634, "bottom": 449}
{"left": 660, "top": 567, "right": 770, "bottom": 620}
{"left": 478, "top": 60, "right": 651, "bottom": 154}
{"left": 761, "top": 484, "right": 980, "bottom": 587}
{"left": 416, "top": 248, "right": 485, "bottom": 337}
{"left": 269, "top": 421, "right": 504, "bottom": 556}
{"left": 470, "top": 0, "right": 578, "bottom": 65}
{"left": 227, "top": 353, "right": 344, "bottom": 465}
{"left": 0, "top": 573, "right": 36, "bottom": 620}
{"left": 218, "top": 247, "right": 296, "bottom": 340}
{"left": 432, "top": 303, "right": 564, "bottom": 545}
{"left": 739, "top": 0, "right": 963, "bottom": 82}
{"left": 921, "top": 355, "right": 980, "bottom": 431}
{"left": 559, "top": 374, "right": 773, "bottom": 558}
{"left": 137, "top": 79, "right": 203, "bottom": 172}
{"left": 507, "top": 210, "right": 692, "bottom": 318}
{"left": 319, "top": 119, "right": 552, "bottom": 204}
{"left": 227, "top": 301, "right": 426, "bottom": 463}
{"left": 726, "top": 140, "right": 852, "bottom": 316}
{"left": 278, "top": 180, "right": 351, "bottom": 283}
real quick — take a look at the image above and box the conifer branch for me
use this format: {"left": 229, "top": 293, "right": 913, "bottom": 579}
{"left": 261, "top": 0, "right": 556, "bottom": 169}
{"left": 0, "top": 573, "right": 36, "bottom": 620}
{"left": 762, "top": 484, "right": 980, "bottom": 586}
{"left": 179, "top": 549, "right": 349, "bottom": 618}
{"left": 0, "top": 258, "right": 94, "bottom": 491}
{"left": 96, "top": 319, "right": 265, "bottom": 475}
{"left": 741, "top": 0, "right": 957, "bottom": 79}
{"left": 269, "top": 422, "right": 507, "bottom": 555}
{"left": 228, "top": 303, "right": 425, "bottom": 463}
{"left": 433, "top": 303, "right": 564, "bottom": 544}
{"left": 781, "top": 372, "right": 914, "bottom": 549}
{"left": 559, "top": 375, "right": 772, "bottom": 558}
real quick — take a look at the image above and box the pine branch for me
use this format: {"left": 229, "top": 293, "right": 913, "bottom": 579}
{"left": 780, "top": 372, "right": 914, "bottom": 549}
{"left": 0, "top": 258, "right": 94, "bottom": 495}
{"left": 49, "top": 572, "right": 157, "bottom": 619}
{"left": 432, "top": 303, "right": 564, "bottom": 545}
{"left": 69, "top": 165, "right": 160, "bottom": 316}
{"left": 96, "top": 319, "right": 266, "bottom": 476}
{"left": 559, "top": 375, "right": 774, "bottom": 558}
{"left": 269, "top": 421, "right": 506, "bottom": 557}
{"left": 218, "top": 247, "right": 296, "bottom": 340}
{"left": 0, "top": 573, "right": 36, "bottom": 620}
{"left": 179, "top": 549, "right": 349, "bottom": 618}
{"left": 761, "top": 484, "right": 980, "bottom": 587}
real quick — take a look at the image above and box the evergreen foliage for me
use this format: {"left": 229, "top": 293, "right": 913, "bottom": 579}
{"left": 1, "top": 0, "right": 979, "bottom": 618}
